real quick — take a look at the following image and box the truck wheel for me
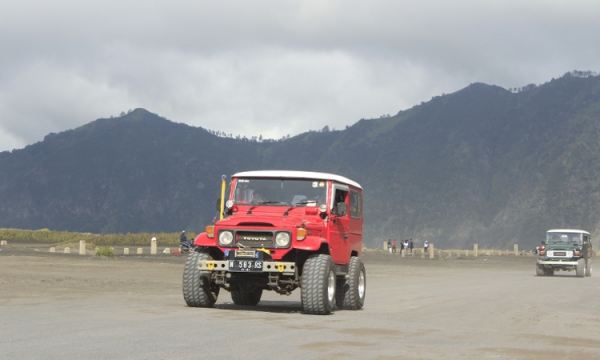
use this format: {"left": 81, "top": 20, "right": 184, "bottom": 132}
{"left": 335, "top": 278, "right": 346, "bottom": 309}
{"left": 336, "top": 257, "right": 366, "bottom": 310}
{"left": 545, "top": 268, "right": 554, "bottom": 276}
{"left": 301, "top": 254, "right": 336, "bottom": 315}
{"left": 183, "top": 249, "right": 220, "bottom": 307}
{"left": 585, "top": 259, "right": 592, "bottom": 277}
{"left": 576, "top": 259, "right": 585, "bottom": 277}
{"left": 536, "top": 264, "right": 545, "bottom": 276}
{"left": 231, "top": 285, "right": 263, "bottom": 306}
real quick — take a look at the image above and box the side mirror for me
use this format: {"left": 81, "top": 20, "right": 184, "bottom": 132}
{"left": 336, "top": 202, "right": 348, "bottom": 216}
{"left": 216, "top": 198, "right": 221, "bottom": 212}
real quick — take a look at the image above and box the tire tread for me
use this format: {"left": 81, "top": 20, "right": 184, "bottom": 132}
{"left": 182, "top": 249, "right": 219, "bottom": 307}
{"left": 301, "top": 254, "right": 335, "bottom": 315}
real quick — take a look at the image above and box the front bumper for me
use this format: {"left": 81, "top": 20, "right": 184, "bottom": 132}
{"left": 198, "top": 260, "right": 296, "bottom": 275}
{"left": 537, "top": 259, "right": 578, "bottom": 266}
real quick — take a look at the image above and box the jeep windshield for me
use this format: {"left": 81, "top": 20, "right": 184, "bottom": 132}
{"left": 234, "top": 178, "right": 327, "bottom": 206}
{"left": 546, "top": 232, "right": 582, "bottom": 244}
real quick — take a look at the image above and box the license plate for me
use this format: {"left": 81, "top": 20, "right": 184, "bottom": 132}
{"left": 554, "top": 252, "right": 566, "bottom": 256}
{"left": 229, "top": 260, "right": 263, "bottom": 272}
{"left": 235, "top": 249, "right": 257, "bottom": 258}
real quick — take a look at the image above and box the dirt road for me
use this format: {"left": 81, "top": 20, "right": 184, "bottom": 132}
{"left": 1, "top": 247, "right": 599, "bottom": 359}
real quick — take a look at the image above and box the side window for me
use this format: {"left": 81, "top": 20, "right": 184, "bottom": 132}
{"left": 350, "top": 190, "right": 361, "bottom": 219}
{"left": 332, "top": 189, "right": 348, "bottom": 215}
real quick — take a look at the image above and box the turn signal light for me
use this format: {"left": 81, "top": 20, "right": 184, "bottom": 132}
{"left": 297, "top": 228, "right": 307, "bottom": 241}
{"left": 574, "top": 250, "right": 580, "bottom": 256}
{"left": 539, "top": 250, "right": 546, "bottom": 256}
{"left": 206, "top": 226, "right": 215, "bottom": 238}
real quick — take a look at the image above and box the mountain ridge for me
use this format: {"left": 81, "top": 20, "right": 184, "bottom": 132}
{"left": 2, "top": 73, "right": 600, "bottom": 250}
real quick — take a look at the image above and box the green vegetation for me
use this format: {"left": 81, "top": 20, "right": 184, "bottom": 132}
{"left": 0, "top": 228, "right": 194, "bottom": 246}
{"left": 95, "top": 247, "right": 115, "bottom": 257}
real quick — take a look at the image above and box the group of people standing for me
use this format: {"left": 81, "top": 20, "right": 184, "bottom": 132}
{"left": 387, "top": 239, "right": 430, "bottom": 254}
{"left": 387, "top": 239, "right": 414, "bottom": 254}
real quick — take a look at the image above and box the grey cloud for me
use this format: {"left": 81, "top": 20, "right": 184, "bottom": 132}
{"left": 1, "top": 0, "right": 600, "bottom": 151}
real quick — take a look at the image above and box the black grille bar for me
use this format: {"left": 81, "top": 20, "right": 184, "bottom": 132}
{"left": 236, "top": 231, "right": 274, "bottom": 248}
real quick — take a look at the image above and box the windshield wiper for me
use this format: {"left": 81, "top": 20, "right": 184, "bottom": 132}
{"left": 258, "top": 201, "right": 283, "bottom": 205}
{"left": 284, "top": 199, "right": 316, "bottom": 216}
{"left": 247, "top": 201, "right": 285, "bottom": 214}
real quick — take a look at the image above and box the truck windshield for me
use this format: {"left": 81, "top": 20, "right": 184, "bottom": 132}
{"left": 234, "top": 178, "right": 327, "bottom": 206}
{"left": 546, "top": 232, "right": 582, "bottom": 244}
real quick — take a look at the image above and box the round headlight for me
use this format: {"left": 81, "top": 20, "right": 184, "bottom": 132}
{"left": 219, "top": 231, "right": 234, "bottom": 246}
{"left": 319, "top": 204, "right": 327, "bottom": 213}
{"left": 226, "top": 200, "right": 234, "bottom": 208}
{"left": 275, "top": 232, "right": 291, "bottom": 247}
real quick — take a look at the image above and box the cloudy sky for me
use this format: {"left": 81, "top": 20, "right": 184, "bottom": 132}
{"left": 1, "top": 0, "right": 599, "bottom": 151}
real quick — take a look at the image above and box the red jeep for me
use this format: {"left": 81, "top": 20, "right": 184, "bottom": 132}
{"left": 183, "top": 170, "right": 365, "bottom": 314}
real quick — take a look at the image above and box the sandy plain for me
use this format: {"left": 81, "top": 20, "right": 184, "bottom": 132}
{"left": 1, "top": 244, "right": 599, "bottom": 359}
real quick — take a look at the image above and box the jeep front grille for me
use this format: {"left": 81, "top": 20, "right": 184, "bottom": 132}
{"left": 236, "top": 231, "right": 274, "bottom": 248}
{"left": 548, "top": 250, "right": 573, "bottom": 258}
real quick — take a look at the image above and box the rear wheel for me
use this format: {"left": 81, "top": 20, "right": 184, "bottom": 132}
{"left": 301, "top": 254, "right": 336, "bottom": 315}
{"left": 231, "top": 281, "right": 263, "bottom": 306}
{"left": 336, "top": 257, "right": 366, "bottom": 310}
{"left": 585, "top": 259, "right": 592, "bottom": 277}
{"left": 576, "top": 259, "right": 585, "bottom": 277}
{"left": 183, "top": 249, "right": 220, "bottom": 307}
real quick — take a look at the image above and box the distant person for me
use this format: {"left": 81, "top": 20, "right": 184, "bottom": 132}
{"left": 404, "top": 240, "right": 409, "bottom": 251}
{"left": 409, "top": 239, "right": 414, "bottom": 254}
{"left": 387, "top": 239, "right": 392, "bottom": 253}
{"left": 392, "top": 239, "right": 397, "bottom": 254}
{"left": 180, "top": 230, "right": 190, "bottom": 251}
{"left": 424, "top": 240, "right": 429, "bottom": 254}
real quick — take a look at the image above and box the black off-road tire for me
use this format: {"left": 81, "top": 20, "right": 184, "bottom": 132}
{"left": 545, "top": 268, "right": 554, "bottom": 276}
{"left": 336, "top": 257, "right": 366, "bottom": 310}
{"left": 585, "top": 259, "right": 592, "bottom": 277}
{"left": 183, "top": 249, "right": 220, "bottom": 307}
{"left": 301, "top": 254, "right": 336, "bottom": 315}
{"left": 231, "top": 288, "right": 263, "bottom": 306}
{"left": 335, "top": 278, "right": 346, "bottom": 309}
{"left": 576, "top": 259, "right": 585, "bottom": 277}
{"left": 536, "top": 264, "right": 545, "bottom": 276}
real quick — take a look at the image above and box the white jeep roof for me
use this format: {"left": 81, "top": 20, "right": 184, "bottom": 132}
{"left": 547, "top": 229, "right": 590, "bottom": 235}
{"left": 232, "top": 170, "right": 362, "bottom": 189}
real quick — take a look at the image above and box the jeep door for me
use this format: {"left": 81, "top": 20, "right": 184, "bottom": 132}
{"left": 583, "top": 234, "right": 592, "bottom": 260}
{"left": 328, "top": 184, "right": 350, "bottom": 265}
{"left": 348, "top": 188, "right": 363, "bottom": 256}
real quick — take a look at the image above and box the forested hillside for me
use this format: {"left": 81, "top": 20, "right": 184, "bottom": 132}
{"left": 2, "top": 72, "right": 600, "bottom": 250}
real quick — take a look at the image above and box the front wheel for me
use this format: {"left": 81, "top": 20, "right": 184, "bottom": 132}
{"left": 536, "top": 264, "right": 545, "bottom": 276}
{"left": 336, "top": 257, "right": 366, "bottom": 310}
{"left": 576, "top": 259, "right": 585, "bottom": 277}
{"left": 183, "top": 249, "right": 220, "bottom": 307}
{"left": 301, "top": 254, "right": 336, "bottom": 315}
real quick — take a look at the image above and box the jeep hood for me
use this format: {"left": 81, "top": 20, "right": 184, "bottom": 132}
{"left": 217, "top": 213, "right": 323, "bottom": 228}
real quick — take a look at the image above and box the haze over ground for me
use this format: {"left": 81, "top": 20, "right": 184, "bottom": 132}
{"left": 2, "top": 0, "right": 600, "bottom": 152}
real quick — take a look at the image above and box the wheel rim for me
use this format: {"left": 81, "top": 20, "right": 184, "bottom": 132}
{"left": 358, "top": 270, "right": 365, "bottom": 299}
{"left": 327, "top": 270, "right": 336, "bottom": 303}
